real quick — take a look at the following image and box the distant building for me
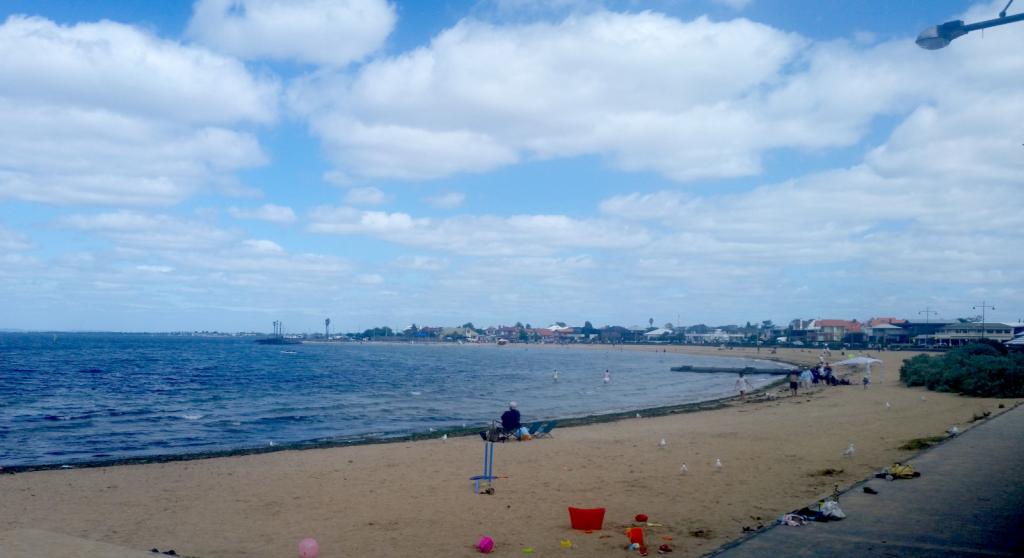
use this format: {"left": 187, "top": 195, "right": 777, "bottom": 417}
{"left": 808, "top": 319, "right": 862, "bottom": 344}
{"left": 643, "top": 327, "right": 674, "bottom": 340}
{"left": 916, "top": 322, "right": 1024, "bottom": 347}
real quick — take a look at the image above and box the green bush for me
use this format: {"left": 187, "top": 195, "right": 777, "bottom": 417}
{"left": 899, "top": 345, "right": 1024, "bottom": 397}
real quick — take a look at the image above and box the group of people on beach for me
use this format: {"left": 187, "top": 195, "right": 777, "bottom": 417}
{"left": 736, "top": 360, "right": 850, "bottom": 401}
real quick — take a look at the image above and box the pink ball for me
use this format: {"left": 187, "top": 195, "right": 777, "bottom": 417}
{"left": 298, "top": 538, "right": 319, "bottom": 558}
{"left": 477, "top": 536, "right": 495, "bottom": 553}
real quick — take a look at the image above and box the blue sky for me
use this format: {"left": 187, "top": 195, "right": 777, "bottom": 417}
{"left": 1, "top": 0, "right": 1022, "bottom": 332}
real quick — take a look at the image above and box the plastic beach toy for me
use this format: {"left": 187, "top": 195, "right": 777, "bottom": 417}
{"left": 298, "top": 538, "right": 319, "bottom": 558}
{"left": 626, "top": 527, "right": 645, "bottom": 546}
{"left": 477, "top": 536, "right": 495, "bottom": 553}
{"left": 634, "top": 513, "right": 648, "bottom": 523}
{"left": 568, "top": 506, "right": 606, "bottom": 530}
{"left": 559, "top": 539, "right": 573, "bottom": 549}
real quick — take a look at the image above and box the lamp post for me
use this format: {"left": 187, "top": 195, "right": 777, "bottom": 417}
{"left": 917, "top": 0, "right": 1024, "bottom": 49}
{"left": 974, "top": 301, "right": 995, "bottom": 340}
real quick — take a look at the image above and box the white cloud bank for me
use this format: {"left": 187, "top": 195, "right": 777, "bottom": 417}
{"left": 229, "top": 204, "right": 297, "bottom": 223}
{"left": 290, "top": 11, "right": 812, "bottom": 180}
{"left": 0, "top": 15, "right": 276, "bottom": 206}
{"left": 187, "top": 0, "right": 396, "bottom": 66}
{"left": 308, "top": 206, "right": 648, "bottom": 256}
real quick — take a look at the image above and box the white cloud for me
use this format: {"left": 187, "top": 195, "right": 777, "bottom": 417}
{"left": 187, "top": 0, "right": 396, "bottom": 66}
{"left": 307, "top": 205, "right": 648, "bottom": 256}
{"left": 136, "top": 265, "right": 174, "bottom": 273}
{"left": 394, "top": 255, "right": 449, "bottom": 271}
{"left": 0, "top": 16, "right": 277, "bottom": 124}
{"left": 713, "top": 0, "right": 753, "bottom": 10}
{"left": 424, "top": 192, "right": 466, "bottom": 209}
{"left": 290, "top": 11, "right": 812, "bottom": 181}
{"left": 0, "top": 225, "right": 34, "bottom": 251}
{"left": 58, "top": 211, "right": 237, "bottom": 251}
{"left": 356, "top": 273, "right": 384, "bottom": 285}
{"left": 0, "top": 16, "right": 275, "bottom": 206}
{"left": 242, "top": 239, "right": 285, "bottom": 254}
{"left": 228, "top": 204, "right": 297, "bottom": 223}
{"left": 344, "top": 186, "right": 391, "bottom": 205}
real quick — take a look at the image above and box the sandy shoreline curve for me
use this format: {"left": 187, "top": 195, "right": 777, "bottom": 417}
{"left": 2, "top": 345, "right": 1018, "bottom": 557}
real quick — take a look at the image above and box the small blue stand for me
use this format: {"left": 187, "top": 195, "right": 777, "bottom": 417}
{"left": 470, "top": 438, "right": 497, "bottom": 493}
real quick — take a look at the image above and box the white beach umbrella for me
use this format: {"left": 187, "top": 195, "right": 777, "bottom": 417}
{"left": 833, "top": 356, "right": 884, "bottom": 382}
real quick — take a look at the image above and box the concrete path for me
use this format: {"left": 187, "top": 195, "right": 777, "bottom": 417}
{"left": 711, "top": 404, "right": 1024, "bottom": 557}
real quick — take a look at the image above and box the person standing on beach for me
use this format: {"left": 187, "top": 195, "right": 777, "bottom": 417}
{"left": 788, "top": 370, "right": 799, "bottom": 396}
{"left": 553, "top": 369, "right": 559, "bottom": 382}
{"left": 799, "top": 368, "right": 813, "bottom": 390}
{"left": 735, "top": 372, "right": 753, "bottom": 401}
{"left": 603, "top": 369, "right": 611, "bottom": 385}
{"left": 862, "top": 367, "right": 871, "bottom": 390}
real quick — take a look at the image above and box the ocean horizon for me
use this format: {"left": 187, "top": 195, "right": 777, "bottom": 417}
{"left": 0, "top": 333, "right": 787, "bottom": 468}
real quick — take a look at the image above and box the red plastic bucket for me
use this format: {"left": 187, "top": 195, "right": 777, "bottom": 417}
{"left": 568, "top": 507, "right": 606, "bottom": 530}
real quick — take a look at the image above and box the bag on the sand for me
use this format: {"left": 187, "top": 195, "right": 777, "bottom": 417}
{"left": 818, "top": 500, "right": 846, "bottom": 520}
{"left": 888, "top": 463, "right": 918, "bottom": 479}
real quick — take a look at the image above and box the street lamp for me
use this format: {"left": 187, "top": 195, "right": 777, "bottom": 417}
{"left": 917, "top": 0, "right": 1024, "bottom": 49}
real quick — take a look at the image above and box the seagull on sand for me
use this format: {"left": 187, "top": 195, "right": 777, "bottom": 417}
{"left": 680, "top": 463, "right": 688, "bottom": 474}
{"left": 947, "top": 426, "right": 960, "bottom": 436}
{"left": 885, "top": 401, "right": 891, "bottom": 409}
{"left": 636, "top": 413, "right": 642, "bottom": 418}
{"left": 843, "top": 443, "right": 855, "bottom": 458}
{"left": 714, "top": 458, "right": 723, "bottom": 471}
{"left": 921, "top": 395, "right": 927, "bottom": 401}
{"left": 658, "top": 438, "right": 667, "bottom": 449}
{"left": 441, "top": 434, "right": 448, "bottom": 442}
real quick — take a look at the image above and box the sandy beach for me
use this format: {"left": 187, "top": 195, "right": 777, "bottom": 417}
{"left": 1, "top": 346, "right": 1017, "bottom": 557}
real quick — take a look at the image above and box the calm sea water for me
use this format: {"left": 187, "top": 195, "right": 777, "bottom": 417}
{"left": 0, "top": 333, "right": 785, "bottom": 467}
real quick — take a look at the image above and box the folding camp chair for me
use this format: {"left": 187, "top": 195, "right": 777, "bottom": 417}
{"left": 531, "top": 420, "right": 558, "bottom": 438}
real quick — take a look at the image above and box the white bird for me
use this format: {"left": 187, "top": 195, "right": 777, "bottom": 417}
{"left": 885, "top": 401, "right": 891, "bottom": 409}
{"left": 441, "top": 434, "right": 448, "bottom": 442}
{"left": 636, "top": 413, "right": 642, "bottom": 418}
{"left": 268, "top": 441, "right": 276, "bottom": 447}
{"left": 658, "top": 438, "right": 667, "bottom": 449}
{"left": 680, "top": 463, "right": 688, "bottom": 474}
{"left": 920, "top": 395, "right": 927, "bottom": 401}
{"left": 714, "top": 458, "right": 723, "bottom": 471}
{"left": 843, "top": 443, "right": 855, "bottom": 458}
{"left": 428, "top": 427, "right": 437, "bottom": 432}
{"left": 947, "top": 426, "right": 960, "bottom": 436}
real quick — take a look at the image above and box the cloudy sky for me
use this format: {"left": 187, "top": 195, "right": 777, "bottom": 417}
{"left": 1, "top": 0, "right": 1022, "bottom": 332}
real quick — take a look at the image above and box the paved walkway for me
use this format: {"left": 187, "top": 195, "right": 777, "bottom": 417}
{"left": 712, "top": 404, "right": 1024, "bottom": 557}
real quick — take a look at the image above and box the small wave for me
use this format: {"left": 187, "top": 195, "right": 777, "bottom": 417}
{"left": 43, "top": 415, "right": 70, "bottom": 421}
{"left": 410, "top": 391, "right": 422, "bottom": 396}
{"left": 180, "top": 413, "right": 205, "bottom": 421}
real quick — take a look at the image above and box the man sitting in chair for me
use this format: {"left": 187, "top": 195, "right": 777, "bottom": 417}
{"left": 501, "top": 401, "right": 524, "bottom": 440}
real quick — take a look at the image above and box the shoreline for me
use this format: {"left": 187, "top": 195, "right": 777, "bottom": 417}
{"left": 3, "top": 346, "right": 797, "bottom": 473}
{"left": 5, "top": 346, "right": 1008, "bottom": 557}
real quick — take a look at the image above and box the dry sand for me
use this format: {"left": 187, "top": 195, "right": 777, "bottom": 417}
{"left": 1, "top": 346, "right": 1017, "bottom": 557}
